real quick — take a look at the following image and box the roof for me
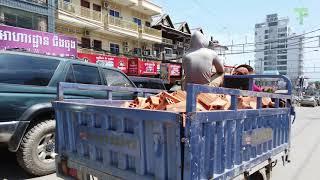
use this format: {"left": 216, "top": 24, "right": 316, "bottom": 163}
{"left": 191, "top": 28, "right": 204, "bottom": 34}
{"left": 174, "top": 21, "right": 191, "bottom": 34}
{"left": 151, "top": 14, "right": 175, "bottom": 28}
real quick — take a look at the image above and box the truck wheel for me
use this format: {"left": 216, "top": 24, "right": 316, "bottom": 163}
{"left": 17, "top": 119, "right": 56, "bottom": 176}
{"left": 249, "top": 171, "right": 265, "bottom": 180}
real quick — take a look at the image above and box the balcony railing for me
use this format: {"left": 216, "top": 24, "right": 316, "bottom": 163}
{"left": 162, "top": 38, "right": 173, "bottom": 44}
{"left": 108, "top": 16, "right": 139, "bottom": 31}
{"left": 142, "top": 26, "right": 162, "bottom": 37}
{"left": 58, "top": 0, "right": 75, "bottom": 13}
{"left": 58, "top": 0, "right": 102, "bottom": 22}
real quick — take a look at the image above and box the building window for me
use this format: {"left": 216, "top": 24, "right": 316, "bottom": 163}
{"left": 93, "top": 40, "right": 102, "bottom": 50}
{"left": 81, "top": 38, "right": 91, "bottom": 48}
{"left": 278, "top": 33, "right": 287, "bottom": 38}
{"left": 277, "top": 66, "right": 287, "bottom": 70}
{"left": 278, "top": 39, "right": 286, "bottom": 43}
{"left": 110, "top": 43, "right": 120, "bottom": 54}
{"left": 93, "top": 4, "right": 101, "bottom": 11}
{"left": 133, "top": 17, "right": 142, "bottom": 26}
{"left": 133, "top": 48, "right": 142, "bottom": 55}
{"left": 277, "top": 61, "right": 287, "bottom": 65}
{"left": 277, "top": 55, "right": 287, "bottom": 59}
{"left": 278, "top": 27, "right": 287, "bottom": 32}
{"left": 264, "top": 67, "right": 273, "bottom": 71}
{"left": 278, "top": 44, "right": 286, "bottom": 48}
{"left": 81, "top": 0, "right": 90, "bottom": 8}
{"left": 264, "top": 35, "right": 269, "bottom": 39}
{"left": 265, "top": 30, "right": 269, "bottom": 34}
{"left": 278, "top": 50, "right": 287, "bottom": 54}
{"left": 2, "top": 7, "right": 48, "bottom": 31}
{"left": 109, "top": 9, "right": 120, "bottom": 17}
{"left": 264, "top": 56, "right": 272, "bottom": 60}
{"left": 264, "top": 61, "right": 273, "bottom": 65}
{"left": 268, "top": 22, "right": 278, "bottom": 26}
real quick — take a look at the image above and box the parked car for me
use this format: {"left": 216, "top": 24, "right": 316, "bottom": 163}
{"left": 300, "top": 96, "right": 318, "bottom": 107}
{"left": 169, "top": 80, "right": 182, "bottom": 92}
{"left": 315, "top": 96, "right": 320, "bottom": 105}
{"left": 129, "top": 76, "right": 167, "bottom": 90}
{"left": 0, "top": 51, "right": 137, "bottom": 176}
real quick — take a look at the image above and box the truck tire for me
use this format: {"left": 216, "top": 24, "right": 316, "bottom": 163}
{"left": 16, "top": 119, "right": 56, "bottom": 176}
{"left": 249, "top": 171, "right": 265, "bottom": 180}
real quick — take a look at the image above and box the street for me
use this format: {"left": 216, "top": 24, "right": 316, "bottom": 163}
{"left": 0, "top": 107, "right": 319, "bottom": 180}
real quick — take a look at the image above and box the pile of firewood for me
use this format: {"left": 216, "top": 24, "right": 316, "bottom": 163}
{"left": 122, "top": 90, "right": 275, "bottom": 112}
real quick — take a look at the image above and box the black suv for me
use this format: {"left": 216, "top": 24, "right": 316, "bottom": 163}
{"left": 0, "top": 51, "right": 136, "bottom": 176}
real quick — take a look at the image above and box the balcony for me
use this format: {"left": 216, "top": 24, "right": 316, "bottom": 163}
{"left": 106, "top": 16, "right": 139, "bottom": 38}
{"left": 131, "top": 0, "right": 162, "bottom": 16}
{"left": 140, "top": 26, "right": 162, "bottom": 43}
{"left": 116, "top": 0, "right": 138, "bottom": 6}
{"left": 57, "top": 0, "right": 103, "bottom": 29}
{"left": 162, "top": 38, "right": 173, "bottom": 45}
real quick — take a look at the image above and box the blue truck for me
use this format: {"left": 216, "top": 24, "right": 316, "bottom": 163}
{"left": 53, "top": 75, "right": 295, "bottom": 180}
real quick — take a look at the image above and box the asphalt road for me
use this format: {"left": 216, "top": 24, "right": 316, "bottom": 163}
{"left": 0, "top": 107, "right": 319, "bottom": 180}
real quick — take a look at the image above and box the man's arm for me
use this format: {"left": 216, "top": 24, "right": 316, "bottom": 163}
{"left": 212, "top": 54, "right": 224, "bottom": 73}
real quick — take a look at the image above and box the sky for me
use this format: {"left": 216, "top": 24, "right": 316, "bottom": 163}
{"left": 153, "top": 0, "right": 320, "bottom": 80}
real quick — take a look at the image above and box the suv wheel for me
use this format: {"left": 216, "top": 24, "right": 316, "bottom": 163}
{"left": 17, "top": 119, "right": 56, "bottom": 176}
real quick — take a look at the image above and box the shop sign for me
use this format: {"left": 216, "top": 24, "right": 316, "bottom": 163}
{"left": 128, "top": 58, "right": 158, "bottom": 76}
{"left": 77, "top": 53, "right": 128, "bottom": 73}
{"left": 170, "top": 64, "right": 182, "bottom": 76}
{"left": 0, "top": 25, "right": 77, "bottom": 57}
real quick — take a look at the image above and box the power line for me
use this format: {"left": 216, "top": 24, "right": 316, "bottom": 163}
{"left": 223, "top": 38, "right": 319, "bottom": 55}
{"left": 224, "top": 28, "right": 320, "bottom": 47}
{"left": 224, "top": 46, "right": 320, "bottom": 56}
{"left": 224, "top": 36, "right": 319, "bottom": 53}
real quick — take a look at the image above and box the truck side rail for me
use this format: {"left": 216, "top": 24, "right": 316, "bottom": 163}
{"left": 57, "top": 82, "right": 163, "bottom": 101}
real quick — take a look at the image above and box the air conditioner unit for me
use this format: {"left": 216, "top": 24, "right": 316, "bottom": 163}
{"left": 103, "top": 0, "right": 109, "bottom": 9}
{"left": 83, "top": 30, "right": 90, "bottom": 37}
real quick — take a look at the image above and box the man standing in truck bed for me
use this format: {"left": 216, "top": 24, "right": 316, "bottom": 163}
{"left": 182, "top": 31, "right": 224, "bottom": 90}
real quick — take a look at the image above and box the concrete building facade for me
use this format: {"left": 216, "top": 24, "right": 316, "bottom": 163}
{"left": 254, "top": 14, "right": 304, "bottom": 83}
{"left": 56, "top": 0, "right": 162, "bottom": 57}
{"left": 0, "top": 0, "right": 55, "bottom": 32}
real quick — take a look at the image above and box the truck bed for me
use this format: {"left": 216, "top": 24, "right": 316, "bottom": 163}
{"left": 53, "top": 76, "right": 293, "bottom": 180}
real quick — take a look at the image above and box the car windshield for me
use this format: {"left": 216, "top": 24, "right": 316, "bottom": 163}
{"left": 0, "top": 54, "right": 60, "bottom": 86}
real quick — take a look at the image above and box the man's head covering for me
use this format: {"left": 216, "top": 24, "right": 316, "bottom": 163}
{"left": 236, "top": 64, "right": 254, "bottom": 73}
{"left": 190, "top": 31, "right": 210, "bottom": 50}
{"left": 233, "top": 67, "right": 249, "bottom": 75}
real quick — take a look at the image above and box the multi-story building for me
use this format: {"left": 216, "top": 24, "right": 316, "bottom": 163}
{"left": 152, "top": 14, "right": 191, "bottom": 62}
{"left": 0, "top": 0, "right": 55, "bottom": 32}
{"left": 254, "top": 14, "right": 304, "bottom": 83}
{"left": 56, "top": 0, "right": 162, "bottom": 57}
